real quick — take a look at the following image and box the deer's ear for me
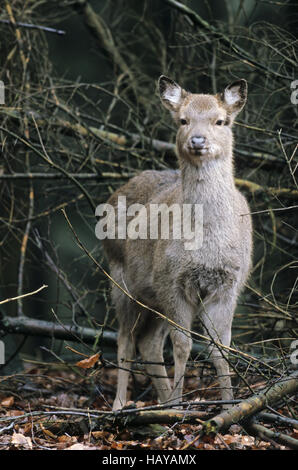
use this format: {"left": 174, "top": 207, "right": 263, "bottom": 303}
{"left": 221, "top": 79, "right": 247, "bottom": 116}
{"left": 159, "top": 75, "right": 186, "bottom": 112}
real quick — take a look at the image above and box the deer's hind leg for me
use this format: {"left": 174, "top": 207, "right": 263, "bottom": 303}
{"left": 137, "top": 315, "right": 172, "bottom": 404}
{"left": 169, "top": 302, "right": 193, "bottom": 406}
{"left": 112, "top": 287, "right": 139, "bottom": 411}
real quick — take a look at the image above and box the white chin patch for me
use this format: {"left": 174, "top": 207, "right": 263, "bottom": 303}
{"left": 209, "top": 144, "right": 220, "bottom": 157}
{"left": 224, "top": 87, "right": 239, "bottom": 105}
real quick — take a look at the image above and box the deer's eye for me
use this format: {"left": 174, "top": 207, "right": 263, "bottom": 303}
{"left": 180, "top": 119, "right": 187, "bottom": 125}
{"left": 216, "top": 119, "right": 224, "bottom": 126}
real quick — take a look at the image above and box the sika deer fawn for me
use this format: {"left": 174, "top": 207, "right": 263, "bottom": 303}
{"left": 102, "top": 76, "right": 252, "bottom": 410}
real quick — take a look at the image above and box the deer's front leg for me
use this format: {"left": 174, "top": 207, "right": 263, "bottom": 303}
{"left": 200, "top": 294, "right": 236, "bottom": 408}
{"left": 169, "top": 329, "right": 192, "bottom": 406}
{"left": 168, "top": 304, "right": 193, "bottom": 406}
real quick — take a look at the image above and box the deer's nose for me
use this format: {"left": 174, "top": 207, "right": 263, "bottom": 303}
{"left": 190, "top": 135, "right": 206, "bottom": 149}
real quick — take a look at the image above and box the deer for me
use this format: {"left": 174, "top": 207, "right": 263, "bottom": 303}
{"left": 101, "top": 75, "right": 252, "bottom": 411}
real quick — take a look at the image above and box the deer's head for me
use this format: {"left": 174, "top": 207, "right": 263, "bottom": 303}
{"left": 159, "top": 76, "right": 247, "bottom": 166}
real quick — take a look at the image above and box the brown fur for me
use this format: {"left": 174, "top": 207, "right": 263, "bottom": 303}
{"left": 102, "top": 76, "right": 252, "bottom": 410}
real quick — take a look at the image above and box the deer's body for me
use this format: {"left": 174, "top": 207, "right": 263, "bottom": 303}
{"left": 102, "top": 76, "right": 252, "bottom": 410}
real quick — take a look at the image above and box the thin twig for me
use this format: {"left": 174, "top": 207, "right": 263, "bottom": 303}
{"left": 0, "top": 285, "right": 47, "bottom": 305}
{"left": 0, "top": 19, "right": 66, "bottom": 35}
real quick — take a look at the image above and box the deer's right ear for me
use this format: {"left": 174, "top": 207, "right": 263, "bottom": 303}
{"left": 222, "top": 79, "right": 247, "bottom": 117}
{"left": 159, "top": 75, "right": 184, "bottom": 112}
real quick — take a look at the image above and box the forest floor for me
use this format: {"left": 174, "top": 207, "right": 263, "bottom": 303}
{"left": 0, "top": 362, "right": 296, "bottom": 451}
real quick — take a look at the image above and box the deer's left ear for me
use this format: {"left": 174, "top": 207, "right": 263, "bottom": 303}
{"left": 221, "top": 79, "right": 247, "bottom": 117}
{"left": 159, "top": 75, "right": 187, "bottom": 112}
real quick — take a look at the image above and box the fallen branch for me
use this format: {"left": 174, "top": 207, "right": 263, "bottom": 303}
{"left": 0, "top": 315, "right": 117, "bottom": 347}
{"left": 203, "top": 370, "right": 298, "bottom": 435}
{"left": 44, "top": 410, "right": 206, "bottom": 435}
{"left": 244, "top": 419, "right": 298, "bottom": 450}
{"left": 0, "top": 408, "right": 207, "bottom": 436}
{"left": 108, "top": 409, "right": 207, "bottom": 426}
{"left": 258, "top": 411, "right": 298, "bottom": 430}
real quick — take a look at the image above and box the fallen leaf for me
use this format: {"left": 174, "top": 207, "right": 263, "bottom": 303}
{"left": 23, "top": 422, "right": 32, "bottom": 435}
{"left": 201, "top": 434, "right": 215, "bottom": 444}
{"left": 76, "top": 353, "right": 100, "bottom": 369}
{"left": 6, "top": 409, "right": 23, "bottom": 416}
{"left": 125, "top": 401, "right": 135, "bottom": 407}
{"left": 203, "top": 443, "right": 215, "bottom": 450}
{"left": 241, "top": 435, "right": 255, "bottom": 446}
{"left": 11, "top": 432, "right": 33, "bottom": 449}
{"left": 194, "top": 442, "right": 205, "bottom": 449}
{"left": 135, "top": 401, "right": 146, "bottom": 408}
{"left": 111, "top": 441, "right": 123, "bottom": 450}
{"left": 215, "top": 434, "right": 238, "bottom": 445}
{"left": 92, "top": 431, "right": 108, "bottom": 439}
{"left": 58, "top": 435, "right": 76, "bottom": 443}
{"left": 1, "top": 396, "right": 14, "bottom": 407}
{"left": 66, "top": 443, "right": 97, "bottom": 450}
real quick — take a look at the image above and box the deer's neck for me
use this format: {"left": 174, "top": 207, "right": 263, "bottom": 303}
{"left": 180, "top": 156, "right": 236, "bottom": 210}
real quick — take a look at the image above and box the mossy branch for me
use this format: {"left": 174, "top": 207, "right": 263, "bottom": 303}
{"left": 203, "top": 370, "right": 298, "bottom": 435}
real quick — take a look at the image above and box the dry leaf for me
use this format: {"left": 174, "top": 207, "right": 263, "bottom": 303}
{"left": 241, "top": 435, "right": 255, "bottom": 446}
{"left": 194, "top": 442, "right": 205, "bottom": 449}
{"left": 6, "top": 409, "right": 23, "bottom": 416}
{"left": 203, "top": 443, "right": 215, "bottom": 450}
{"left": 92, "top": 431, "right": 107, "bottom": 439}
{"left": 23, "top": 422, "right": 32, "bottom": 435}
{"left": 76, "top": 353, "right": 100, "bottom": 369}
{"left": 11, "top": 432, "right": 33, "bottom": 449}
{"left": 216, "top": 434, "right": 238, "bottom": 445}
{"left": 125, "top": 401, "right": 135, "bottom": 407}
{"left": 66, "top": 443, "right": 97, "bottom": 450}
{"left": 135, "top": 401, "right": 146, "bottom": 408}
{"left": 111, "top": 441, "right": 123, "bottom": 450}
{"left": 40, "top": 423, "right": 57, "bottom": 439}
{"left": 1, "top": 396, "right": 14, "bottom": 407}
{"left": 58, "top": 435, "right": 75, "bottom": 443}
